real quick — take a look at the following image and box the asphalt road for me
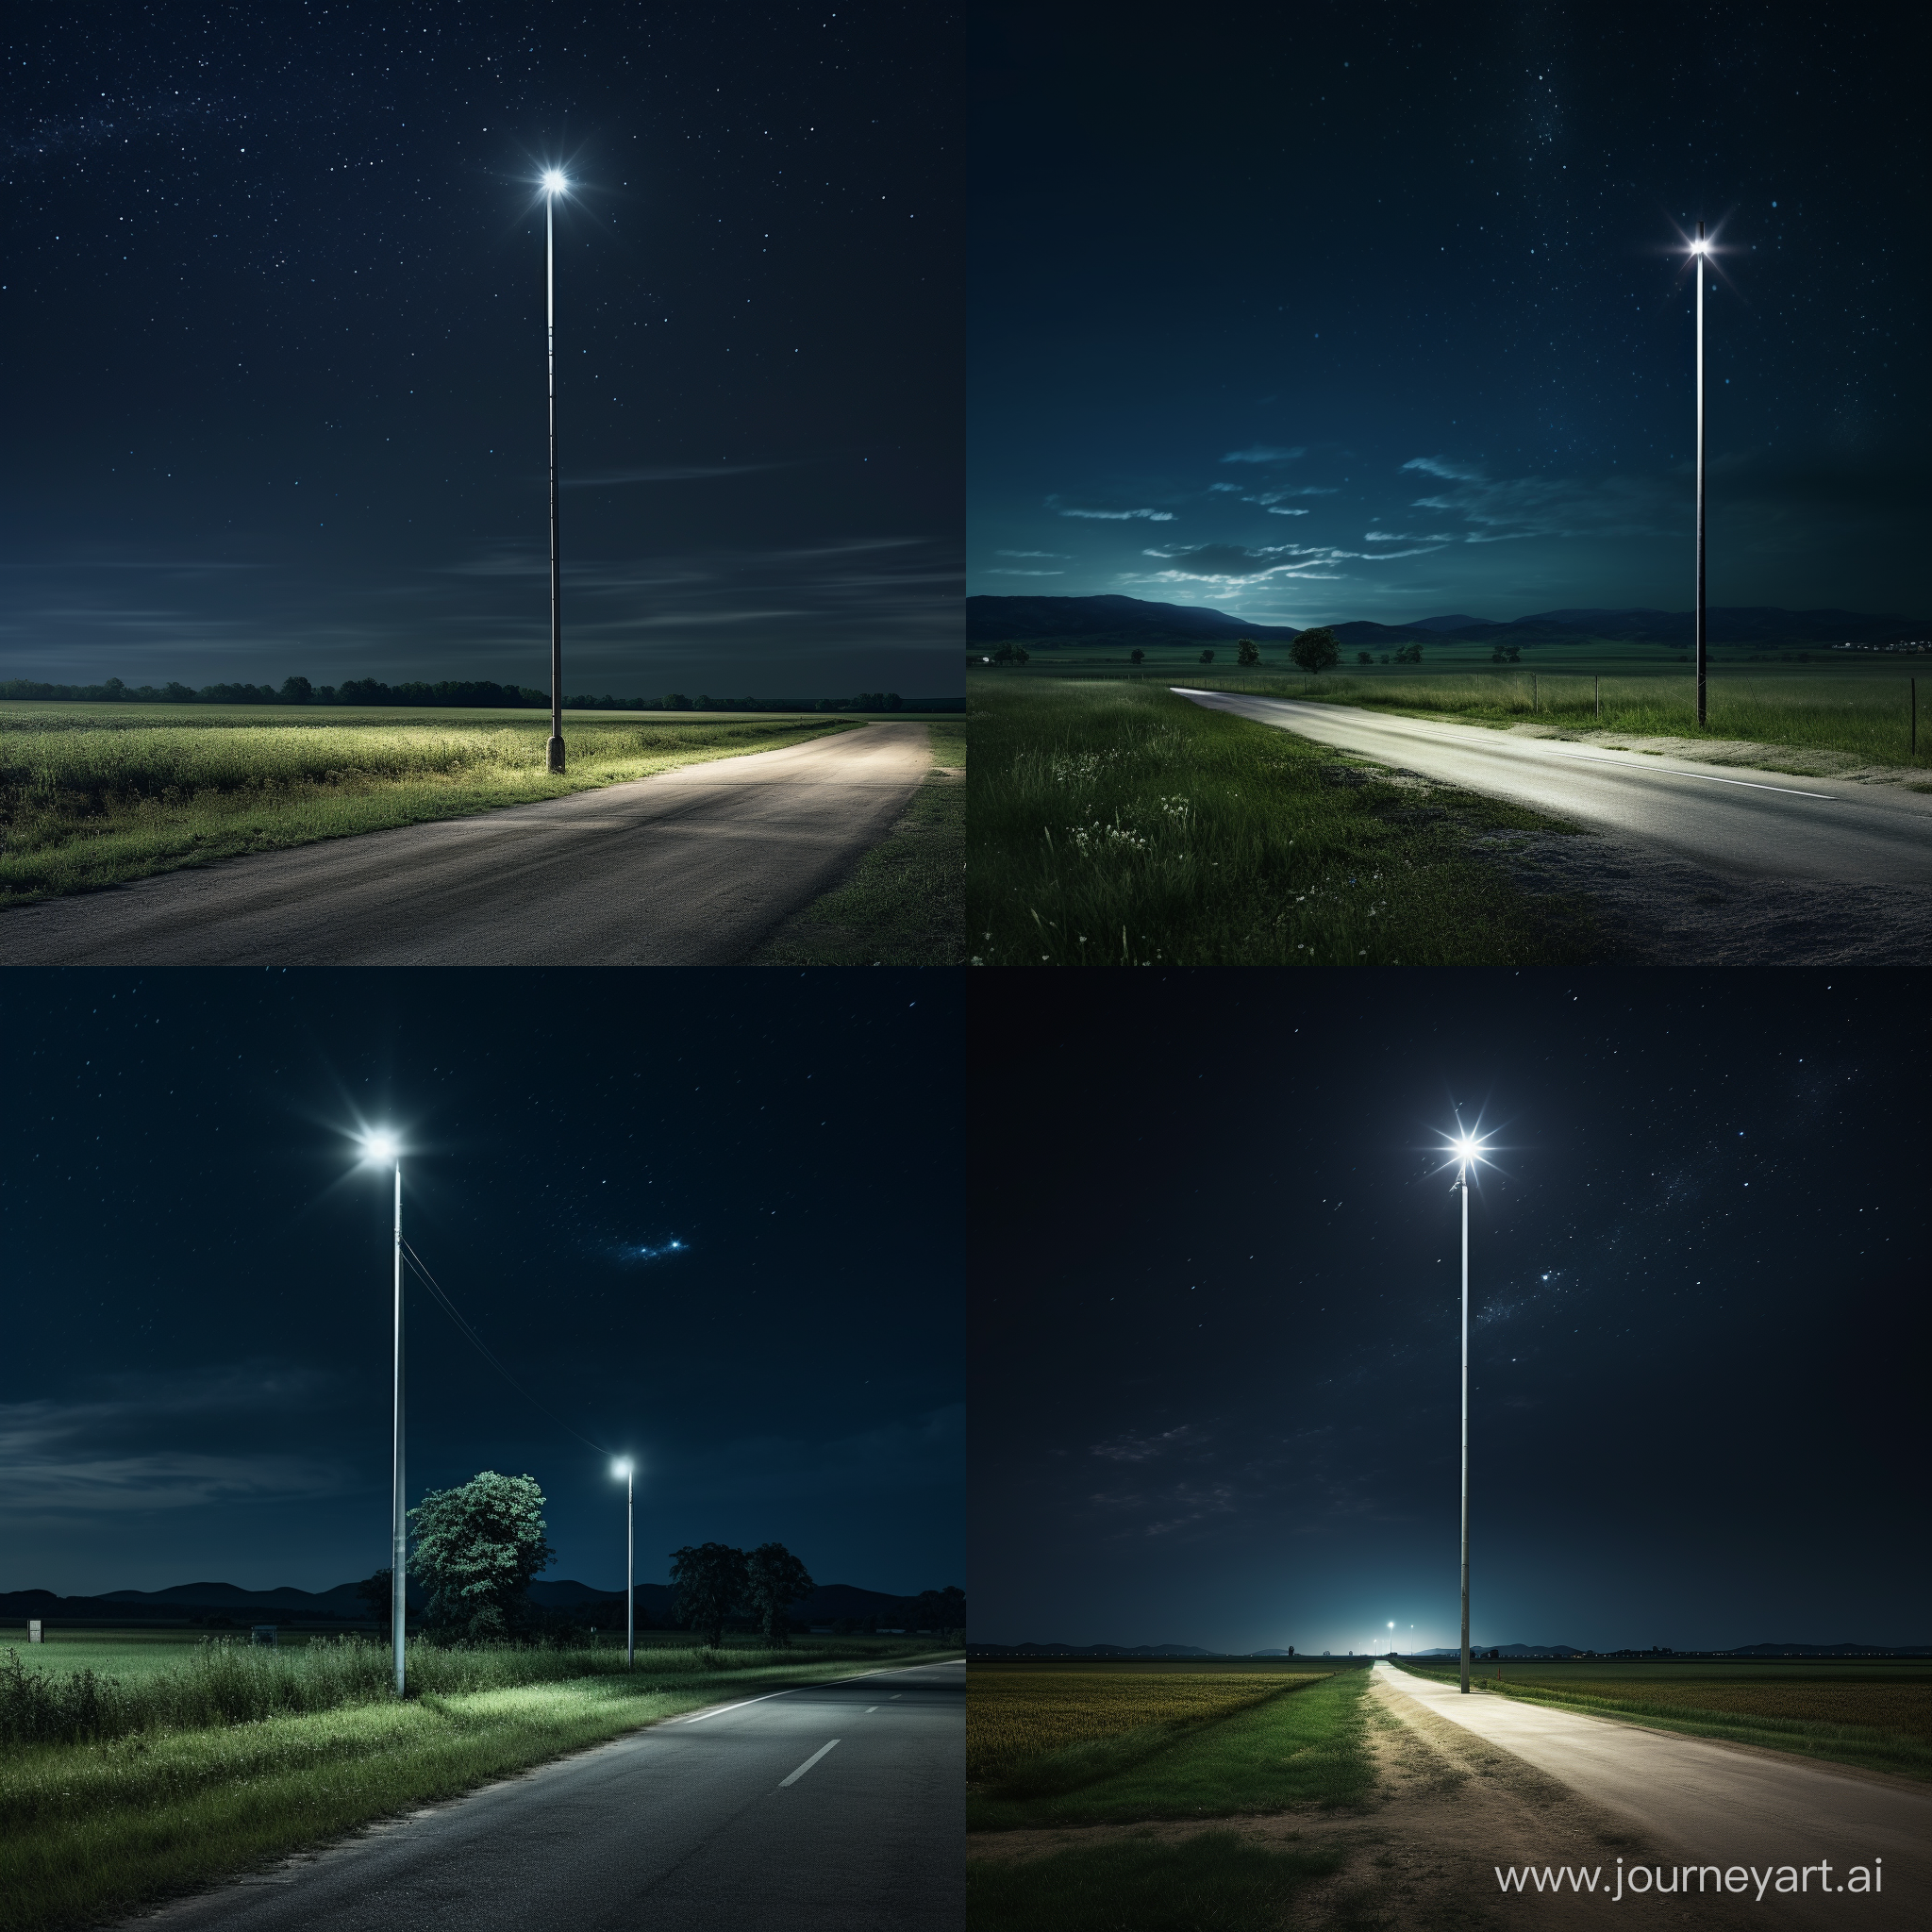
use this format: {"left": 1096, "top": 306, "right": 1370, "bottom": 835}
{"left": 0, "top": 723, "right": 930, "bottom": 965}
{"left": 1378, "top": 1663, "right": 1930, "bottom": 1925}
{"left": 133, "top": 1659, "right": 963, "bottom": 1932}
{"left": 1174, "top": 690, "right": 1932, "bottom": 885}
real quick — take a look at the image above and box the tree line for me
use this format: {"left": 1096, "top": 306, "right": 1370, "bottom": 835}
{"left": 0, "top": 676, "right": 957, "bottom": 713}
{"left": 355, "top": 1472, "right": 966, "bottom": 1648}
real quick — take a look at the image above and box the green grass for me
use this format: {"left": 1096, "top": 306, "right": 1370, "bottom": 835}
{"left": 990, "top": 657, "right": 1930, "bottom": 770}
{"left": 0, "top": 1640, "right": 954, "bottom": 1932}
{"left": 967, "top": 1831, "right": 1345, "bottom": 1932}
{"left": 750, "top": 721, "right": 965, "bottom": 965}
{"left": 1399, "top": 1660, "right": 1932, "bottom": 1782}
{"left": 0, "top": 704, "right": 858, "bottom": 907}
{"left": 969, "top": 1667, "right": 1374, "bottom": 1831}
{"left": 967, "top": 676, "right": 1597, "bottom": 966}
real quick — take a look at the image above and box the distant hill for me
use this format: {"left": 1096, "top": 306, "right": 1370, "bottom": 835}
{"left": 1, "top": 1577, "right": 943, "bottom": 1630}
{"left": 967, "top": 594, "right": 1302, "bottom": 644}
{"left": 969, "top": 593, "right": 1928, "bottom": 649}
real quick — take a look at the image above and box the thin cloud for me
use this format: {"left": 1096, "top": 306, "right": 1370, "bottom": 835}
{"left": 1058, "top": 507, "right": 1176, "bottom": 522}
{"left": 985, "top": 569, "right": 1065, "bottom": 576}
{"left": 1220, "top": 445, "right": 1306, "bottom": 463}
{"left": 993, "top": 549, "right": 1070, "bottom": 558}
{"left": 560, "top": 460, "right": 794, "bottom": 489}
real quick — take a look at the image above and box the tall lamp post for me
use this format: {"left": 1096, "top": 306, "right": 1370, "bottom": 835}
{"left": 541, "top": 169, "right": 569, "bottom": 774}
{"left": 1447, "top": 1131, "right": 1487, "bottom": 1694}
{"left": 612, "top": 1459, "right": 635, "bottom": 1667}
{"left": 360, "top": 1131, "right": 407, "bottom": 1697}
{"left": 1690, "top": 221, "right": 1710, "bottom": 728}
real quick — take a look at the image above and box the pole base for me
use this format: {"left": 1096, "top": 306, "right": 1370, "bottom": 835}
{"left": 546, "top": 736, "right": 565, "bottom": 774}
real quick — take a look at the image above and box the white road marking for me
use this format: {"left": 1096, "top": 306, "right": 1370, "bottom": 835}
{"left": 866, "top": 1706, "right": 879, "bottom": 1712}
{"left": 678, "top": 1659, "right": 948, "bottom": 1724}
{"left": 779, "top": 1740, "right": 841, "bottom": 1788}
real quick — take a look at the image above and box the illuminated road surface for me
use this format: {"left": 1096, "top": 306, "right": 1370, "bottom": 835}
{"left": 1174, "top": 691, "right": 1932, "bottom": 885}
{"left": 133, "top": 1660, "right": 963, "bottom": 1932}
{"left": 0, "top": 724, "right": 929, "bottom": 966}
{"left": 1377, "top": 1662, "right": 1928, "bottom": 1926}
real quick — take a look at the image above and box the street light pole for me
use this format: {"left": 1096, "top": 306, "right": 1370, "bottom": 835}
{"left": 544, "top": 177, "right": 565, "bottom": 774}
{"left": 1458, "top": 1153, "right": 1471, "bottom": 1694}
{"left": 612, "top": 1459, "right": 636, "bottom": 1666}
{"left": 1693, "top": 219, "right": 1707, "bottom": 729}
{"left": 390, "top": 1156, "right": 406, "bottom": 1699}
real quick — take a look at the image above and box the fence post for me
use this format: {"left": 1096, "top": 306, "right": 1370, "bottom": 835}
{"left": 1594, "top": 674, "right": 1601, "bottom": 722}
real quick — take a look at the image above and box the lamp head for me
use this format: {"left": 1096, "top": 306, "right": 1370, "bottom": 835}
{"left": 612, "top": 1457, "right": 633, "bottom": 1480}
{"left": 361, "top": 1130, "right": 399, "bottom": 1164}
{"left": 541, "top": 169, "right": 568, "bottom": 195}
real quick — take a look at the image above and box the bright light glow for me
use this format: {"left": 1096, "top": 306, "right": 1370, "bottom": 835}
{"left": 1453, "top": 1137, "right": 1482, "bottom": 1160}
{"left": 612, "top": 1458, "right": 633, "bottom": 1479}
{"left": 541, "top": 170, "right": 568, "bottom": 193}
{"left": 361, "top": 1131, "right": 399, "bottom": 1163}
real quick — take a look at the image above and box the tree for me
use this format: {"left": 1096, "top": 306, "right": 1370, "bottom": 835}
{"left": 743, "top": 1542, "right": 815, "bottom": 1646}
{"left": 1393, "top": 641, "right": 1424, "bottom": 665}
{"left": 1199, "top": 648, "right": 1215, "bottom": 665}
{"left": 278, "top": 675, "right": 313, "bottom": 705}
{"left": 1357, "top": 651, "right": 1373, "bottom": 665}
{"left": 670, "top": 1542, "right": 749, "bottom": 1649}
{"left": 909, "top": 1586, "right": 966, "bottom": 1633}
{"left": 408, "top": 1471, "right": 555, "bottom": 1643}
{"left": 1236, "top": 638, "right": 1260, "bottom": 667}
{"left": 1129, "top": 648, "right": 1145, "bottom": 666}
{"left": 1290, "top": 627, "right": 1340, "bottom": 675}
{"left": 355, "top": 1568, "right": 392, "bottom": 1636}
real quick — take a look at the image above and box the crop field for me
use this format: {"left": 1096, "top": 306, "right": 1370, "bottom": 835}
{"left": 968, "top": 676, "right": 1597, "bottom": 967}
{"left": 966, "top": 1661, "right": 1368, "bottom": 1831}
{"left": 0, "top": 1633, "right": 955, "bottom": 1932}
{"left": 1401, "top": 1660, "right": 1932, "bottom": 1778}
{"left": 969, "top": 1670, "right": 1317, "bottom": 1789}
{"left": 984, "top": 657, "right": 1930, "bottom": 774}
{"left": 0, "top": 704, "right": 859, "bottom": 907}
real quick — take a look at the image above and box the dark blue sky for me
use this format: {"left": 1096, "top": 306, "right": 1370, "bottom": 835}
{"left": 2, "top": 971, "right": 961, "bottom": 1599}
{"left": 970, "top": 1, "right": 1928, "bottom": 628}
{"left": 2, "top": 1, "right": 959, "bottom": 697}
{"left": 969, "top": 971, "right": 1925, "bottom": 1654}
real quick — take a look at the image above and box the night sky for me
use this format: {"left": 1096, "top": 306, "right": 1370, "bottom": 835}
{"left": 3, "top": 1, "right": 958, "bottom": 697}
{"left": 970, "top": 1, "right": 1930, "bottom": 627}
{"left": 2, "top": 971, "right": 961, "bottom": 1600}
{"left": 968, "top": 971, "right": 1927, "bottom": 1654}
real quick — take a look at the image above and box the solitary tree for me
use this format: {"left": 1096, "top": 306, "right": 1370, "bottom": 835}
{"left": 1129, "top": 648, "right": 1145, "bottom": 666}
{"left": 670, "top": 1542, "right": 749, "bottom": 1649}
{"left": 1236, "top": 638, "right": 1261, "bottom": 667}
{"left": 408, "top": 1472, "right": 555, "bottom": 1643}
{"left": 1357, "top": 650, "right": 1373, "bottom": 665}
{"left": 1290, "top": 627, "right": 1340, "bottom": 675}
{"left": 744, "top": 1542, "right": 815, "bottom": 1647}
{"left": 1199, "top": 648, "right": 1215, "bottom": 665}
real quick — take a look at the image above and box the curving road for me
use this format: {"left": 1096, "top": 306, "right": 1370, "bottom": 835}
{"left": 1174, "top": 690, "right": 1932, "bottom": 885}
{"left": 1377, "top": 1662, "right": 1929, "bottom": 1926}
{"left": 0, "top": 724, "right": 929, "bottom": 966}
{"left": 131, "top": 1659, "right": 963, "bottom": 1932}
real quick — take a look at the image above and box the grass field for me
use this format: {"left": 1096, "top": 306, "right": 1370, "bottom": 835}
{"left": 751, "top": 719, "right": 965, "bottom": 965}
{"left": 1401, "top": 1659, "right": 1932, "bottom": 1780}
{"left": 967, "top": 1661, "right": 1371, "bottom": 1831}
{"left": 981, "top": 655, "right": 1930, "bottom": 773}
{"left": 967, "top": 1832, "right": 1346, "bottom": 1932}
{"left": 0, "top": 1634, "right": 952, "bottom": 1932}
{"left": 968, "top": 676, "right": 1598, "bottom": 966}
{"left": 0, "top": 704, "right": 860, "bottom": 907}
